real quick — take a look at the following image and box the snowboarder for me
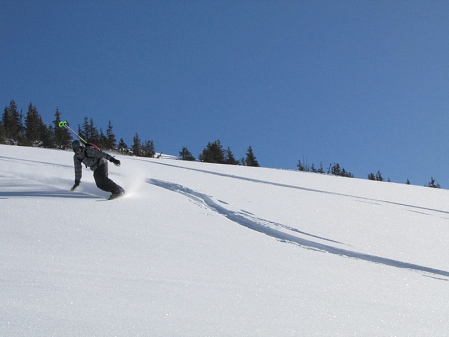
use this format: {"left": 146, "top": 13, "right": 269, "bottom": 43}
{"left": 70, "top": 140, "right": 125, "bottom": 200}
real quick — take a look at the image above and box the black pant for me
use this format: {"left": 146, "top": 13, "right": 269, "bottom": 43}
{"left": 93, "top": 162, "right": 120, "bottom": 194}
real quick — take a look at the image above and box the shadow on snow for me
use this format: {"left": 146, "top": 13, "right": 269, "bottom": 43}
{"left": 0, "top": 190, "right": 97, "bottom": 199}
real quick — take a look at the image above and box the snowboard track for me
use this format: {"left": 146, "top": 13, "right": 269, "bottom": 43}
{"left": 149, "top": 178, "right": 449, "bottom": 280}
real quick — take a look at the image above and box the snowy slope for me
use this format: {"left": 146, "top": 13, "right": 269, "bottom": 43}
{"left": 1, "top": 145, "right": 449, "bottom": 336}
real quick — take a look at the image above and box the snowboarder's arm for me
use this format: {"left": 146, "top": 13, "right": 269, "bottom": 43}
{"left": 87, "top": 146, "right": 120, "bottom": 167}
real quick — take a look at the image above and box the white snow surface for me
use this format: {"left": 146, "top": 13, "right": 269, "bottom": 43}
{"left": 1, "top": 145, "right": 449, "bottom": 336}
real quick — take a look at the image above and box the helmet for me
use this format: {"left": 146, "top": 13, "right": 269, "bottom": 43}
{"left": 72, "top": 140, "right": 84, "bottom": 152}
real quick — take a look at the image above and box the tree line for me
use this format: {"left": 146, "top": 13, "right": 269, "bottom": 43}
{"left": 1, "top": 101, "right": 155, "bottom": 157}
{"left": 1, "top": 100, "right": 441, "bottom": 184}
{"left": 298, "top": 158, "right": 441, "bottom": 188}
{"left": 180, "top": 140, "right": 259, "bottom": 167}
{"left": 1, "top": 100, "right": 260, "bottom": 166}
{"left": 297, "top": 159, "right": 354, "bottom": 178}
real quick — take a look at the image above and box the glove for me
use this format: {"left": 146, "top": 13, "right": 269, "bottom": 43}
{"left": 110, "top": 157, "right": 121, "bottom": 167}
{"left": 71, "top": 181, "right": 80, "bottom": 191}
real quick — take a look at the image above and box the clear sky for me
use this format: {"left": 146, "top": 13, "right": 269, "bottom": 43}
{"left": 2, "top": 0, "right": 449, "bottom": 187}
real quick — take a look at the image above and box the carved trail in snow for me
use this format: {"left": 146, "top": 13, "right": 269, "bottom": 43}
{"left": 149, "top": 178, "right": 449, "bottom": 279}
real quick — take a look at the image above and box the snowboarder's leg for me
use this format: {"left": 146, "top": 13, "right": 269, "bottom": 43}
{"left": 94, "top": 162, "right": 124, "bottom": 195}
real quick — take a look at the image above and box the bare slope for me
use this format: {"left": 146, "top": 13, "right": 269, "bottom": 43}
{"left": 1, "top": 145, "right": 449, "bottom": 336}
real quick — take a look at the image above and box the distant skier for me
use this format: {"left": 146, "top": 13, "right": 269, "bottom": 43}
{"left": 70, "top": 140, "right": 125, "bottom": 200}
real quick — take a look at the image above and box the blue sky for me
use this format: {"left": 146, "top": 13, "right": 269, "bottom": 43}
{"left": 2, "top": 0, "right": 449, "bottom": 187}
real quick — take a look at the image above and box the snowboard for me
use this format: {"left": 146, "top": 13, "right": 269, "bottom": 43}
{"left": 108, "top": 193, "right": 125, "bottom": 200}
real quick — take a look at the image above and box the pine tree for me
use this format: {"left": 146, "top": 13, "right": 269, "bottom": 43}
{"left": 0, "top": 121, "right": 5, "bottom": 142}
{"left": 375, "top": 171, "right": 383, "bottom": 181}
{"left": 368, "top": 171, "right": 383, "bottom": 181}
{"left": 118, "top": 138, "right": 128, "bottom": 153}
{"left": 80, "top": 117, "right": 90, "bottom": 141}
{"left": 297, "top": 157, "right": 311, "bottom": 172}
{"left": 141, "top": 139, "right": 155, "bottom": 157}
{"left": 89, "top": 118, "right": 100, "bottom": 144}
{"left": 2, "top": 100, "right": 22, "bottom": 142}
{"left": 199, "top": 140, "right": 225, "bottom": 164}
{"left": 106, "top": 121, "right": 116, "bottom": 150}
{"left": 132, "top": 133, "right": 141, "bottom": 156}
{"left": 179, "top": 146, "right": 195, "bottom": 161}
{"left": 24, "top": 103, "right": 45, "bottom": 146}
{"left": 297, "top": 160, "right": 306, "bottom": 172}
{"left": 427, "top": 177, "right": 440, "bottom": 188}
{"left": 225, "top": 147, "right": 239, "bottom": 165}
{"left": 41, "top": 123, "right": 55, "bottom": 148}
{"left": 245, "top": 146, "right": 259, "bottom": 167}
{"left": 317, "top": 162, "right": 325, "bottom": 174}
{"left": 328, "top": 162, "right": 353, "bottom": 177}
{"left": 53, "top": 108, "right": 71, "bottom": 149}
{"left": 98, "top": 129, "right": 109, "bottom": 149}
{"left": 79, "top": 117, "right": 99, "bottom": 143}
{"left": 331, "top": 163, "right": 341, "bottom": 176}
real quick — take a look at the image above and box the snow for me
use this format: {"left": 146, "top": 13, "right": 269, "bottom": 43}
{"left": 1, "top": 144, "right": 449, "bottom": 336}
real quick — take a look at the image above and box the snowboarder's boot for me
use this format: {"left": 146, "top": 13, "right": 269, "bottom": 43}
{"left": 108, "top": 186, "right": 125, "bottom": 200}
